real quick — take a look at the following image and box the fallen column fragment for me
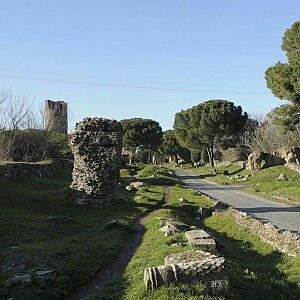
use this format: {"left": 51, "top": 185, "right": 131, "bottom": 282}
{"left": 144, "top": 250, "right": 229, "bottom": 295}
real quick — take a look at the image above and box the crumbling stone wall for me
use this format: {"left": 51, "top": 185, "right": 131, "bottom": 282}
{"left": 227, "top": 208, "right": 300, "bottom": 256}
{"left": 70, "top": 117, "right": 122, "bottom": 204}
{"left": 0, "top": 160, "right": 58, "bottom": 182}
{"left": 44, "top": 100, "right": 68, "bottom": 134}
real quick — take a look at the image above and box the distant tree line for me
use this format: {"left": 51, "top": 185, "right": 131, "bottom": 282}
{"left": 1, "top": 21, "right": 299, "bottom": 167}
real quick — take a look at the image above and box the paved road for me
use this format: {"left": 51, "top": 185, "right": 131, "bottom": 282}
{"left": 175, "top": 169, "right": 300, "bottom": 233}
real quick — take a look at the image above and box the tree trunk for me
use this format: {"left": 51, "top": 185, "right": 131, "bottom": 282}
{"left": 147, "top": 147, "right": 152, "bottom": 164}
{"left": 206, "top": 139, "right": 215, "bottom": 171}
{"left": 129, "top": 147, "right": 134, "bottom": 165}
{"left": 175, "top": 153, "right": 179, "bottom": 167}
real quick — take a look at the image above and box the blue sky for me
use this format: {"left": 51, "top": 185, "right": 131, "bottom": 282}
{"left": 0, "top": 0, "right": 299, "bottom": 130}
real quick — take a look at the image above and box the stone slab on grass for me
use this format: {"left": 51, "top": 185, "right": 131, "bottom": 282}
{"left": 185, "top": 229, "right": 210, "bottom": 240}
{"left": 185, "top": 229, "right": 217, "bottom": 251}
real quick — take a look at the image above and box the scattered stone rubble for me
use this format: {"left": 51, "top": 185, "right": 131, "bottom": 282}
{"left": 152, "top": 202, "right": 227, "bottom": 294}
{"left": 159, "top": 219, "right": 190, "bottom": 236}
{"left": 277, "top": 173, "right": 288, "bottom": 181}
{"left": 2, "top": 250, "right": 53, "bottom": 288}
{"left": 70, "top": 117, "right": 123, "bottom": 205}
{"left": 6, "top": 274, "right": 31, "bottom": 287}
{"left": 144, "top": 250, "right": 229, "bottom": 295}
{"left": 126, "top": 181, "right": 144, "bottom": 191}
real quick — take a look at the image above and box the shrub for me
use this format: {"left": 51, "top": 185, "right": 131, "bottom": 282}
{"left": 137, "top": 165, "right": 159, "bottom": 178}
{"left": 0, "top": 129, "right": 71, "bottom": 162}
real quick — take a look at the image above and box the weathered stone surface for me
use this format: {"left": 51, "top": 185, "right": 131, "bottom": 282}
{"left": 35, "top": 270, "right": 53, "bottom": 276}
{"left": 0, "top": 160, "right": 58, "bottom": 182}
{"left": 278, "top": 173, "right": 288, "bottom": 181}
{"left": 70, "top": 118, "right": 123, "bottom": 205}
{"left": 130, "top": 181, "right": 144, "bottom": 189}
{"left": 185, "top": 229, "right": 210, "bottom": 240}
{"left": 248, "top": 151, "right": 285, "bottom": 174}
{"left": 189, "top": 238, "right": 216, "bottom": 251}
{"left": 161, "top": 225, "right": 181, "bottom": 236}
{"left": 125, "top": 185, "right": 134, "bottom": 191}
{"left": 227, "top": 208, "right": 300, "bottom": 256}
{"left": 185, "top": 230, "right": 217, "bottom": 251}
{"left": 276, "top": 147, "right": 300, "bottom": 164}
{"left": 6, "top": 274, "right": 31, "bottom": 287}
{"left": 44, "top": 100, "right": 68, "bottom": 134}
{"left": 164, "top": 250, "right": 211, "bottom": 265}
{"left": 159, "top": 219, "right": 190, "bottom": 236}
{"left": 144, "top": 250, "right": 229, "bottom": 295}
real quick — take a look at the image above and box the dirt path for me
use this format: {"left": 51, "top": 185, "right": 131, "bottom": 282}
{"left": 65, "top": 187, "right": 170, "bottom": 300}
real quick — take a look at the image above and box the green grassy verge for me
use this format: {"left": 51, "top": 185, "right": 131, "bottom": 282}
{"left": 0, "top": 165, "right": 166, "bottom": 299}
{"left": 204, "top": 212, "right": 300, "bottom": 299}
{"left": 184, "top": 164, "right": 300, "bottom": 204}
{"left": 92, "top": 185, "right": 300, "bottom": 300}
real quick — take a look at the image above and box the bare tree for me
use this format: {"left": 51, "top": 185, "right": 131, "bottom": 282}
{"left": 243, "top": 116, "right": 300, "bottom": 154}
{"left": 0, "top": 89, "right": 36, "bottom": 130}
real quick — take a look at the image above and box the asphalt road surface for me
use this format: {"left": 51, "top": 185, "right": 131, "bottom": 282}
{"left": 175, "top": 169, "right": 300, "bottom": 233}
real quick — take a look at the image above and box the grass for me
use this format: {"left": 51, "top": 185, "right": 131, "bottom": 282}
{"left": 1, "top": 164, "right": 299, "bottom": 299}
{"left": 92, "top": 184, "right": 300, "bottom": 300}
{"left": 0, "top": 165, "right": 165, "bottom": 300}
{"left": 204, "top": 212, "right": 300, "bottom": 299}
{"left": 184, "top": 164, "right": 300, "bottom": 204}
{"left": 91, "top": 185, "right": 216, "bottom": 300}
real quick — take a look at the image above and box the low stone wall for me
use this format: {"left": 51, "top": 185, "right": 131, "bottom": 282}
{"left": 0, "top": 160, "right": 59, "bottom": 182}
{"left": 226, "top": 208, "right": 300, "bottom": 256}
{"left": 196, "top": 189, "right": 300, "bottom": 257}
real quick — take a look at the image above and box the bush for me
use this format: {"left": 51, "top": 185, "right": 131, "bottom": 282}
{"left": 137, "top": 165, "right": 159, "bottom": 178}
{"left": 0, "top": 129, "right": 71, "bottom": 162}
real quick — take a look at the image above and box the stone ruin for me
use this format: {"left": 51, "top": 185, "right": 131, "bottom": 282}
{"left": 248, "top": 151, "right": 285, "bottom": 175}
{"left": 248, "top": 147, "right": 300, "bottom": 175}
{"left": 151, "top": 210, "right": 229, "bottom": 295}
{"left": 44, "top": 100, "right": 68, "bottom": 134}
{"left": 70, "top": 117, "right": 123, "bottom": 205}
{"left": 144, "top": 250, "right": 229, "bottom": 295}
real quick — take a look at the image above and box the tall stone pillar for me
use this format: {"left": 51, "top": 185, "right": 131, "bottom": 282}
{"left": 70, "top": 117, "right": 123, "bottom": 205}
{"left": 44, "top": 100, "right": 68, "bottom": 133}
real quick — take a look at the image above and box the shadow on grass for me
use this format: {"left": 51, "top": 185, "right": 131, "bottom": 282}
{"left": 204, "top": 225, "right": 300, "bottom": 300}
{"left": 93, "top": 202, "right": 300, "bottom": 300}
{"left": 141, "top": 176, "right": 182, "bottom": 187}
{"left": 223, "top": 167, "right": 244, "bottom": 176}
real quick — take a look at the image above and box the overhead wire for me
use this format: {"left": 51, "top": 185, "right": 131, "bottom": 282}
{"left": 0, "top": 66, "right": 270, "bottom": 94}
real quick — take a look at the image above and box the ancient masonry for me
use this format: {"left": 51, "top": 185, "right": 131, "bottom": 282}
{"left": 70, "top": 117, "right": 123, "bottom": 205}
{"left": 44, "top": 100, "right": 68, "bottom": 134}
